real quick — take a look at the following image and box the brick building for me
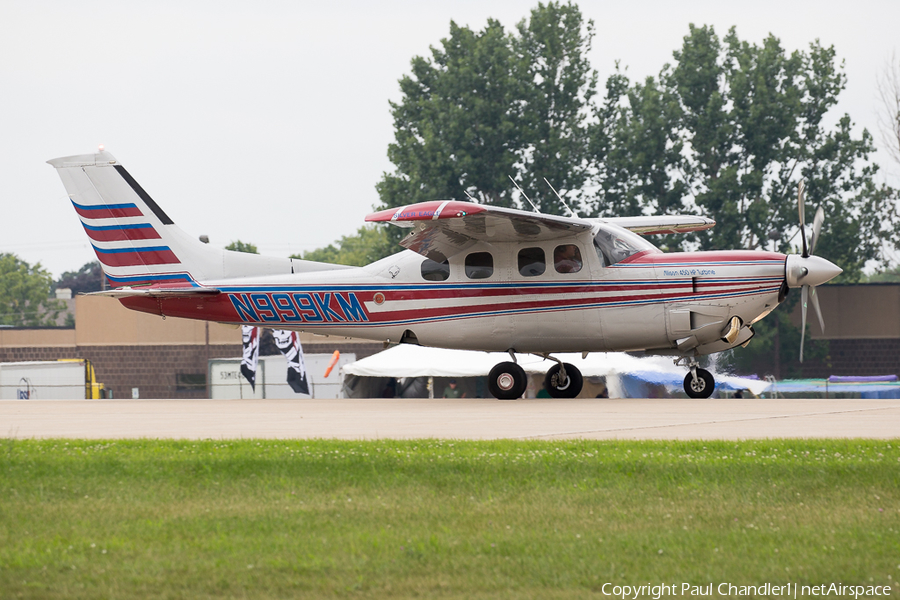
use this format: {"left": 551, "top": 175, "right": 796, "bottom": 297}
{"left": 789, "top": 283, "right": 900, "bottom": 378}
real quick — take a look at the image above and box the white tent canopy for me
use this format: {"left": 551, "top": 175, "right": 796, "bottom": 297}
{"left": 340, "top": 345, "right": 769, "bottom": 396}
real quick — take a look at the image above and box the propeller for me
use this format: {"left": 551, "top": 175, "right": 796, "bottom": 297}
{"left": 786, "top": 181, "right": 841, "bottom": 362}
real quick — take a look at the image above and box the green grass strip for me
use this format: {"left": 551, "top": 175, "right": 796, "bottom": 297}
{"left": 1, "top": 438, "right": 898, "bottom": 599}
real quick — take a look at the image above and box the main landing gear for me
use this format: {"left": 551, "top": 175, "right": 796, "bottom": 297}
{"left": 677, "top": 358, "right": 715, "bottom": 399}
{"left": 543, "top": 361, "right": 583, "bottom": 398}
{"left": 487, "top": 353, "right": 585, "bottom": 400}
{"left": 488, "top": 360, "right": 528, "bottom": 400}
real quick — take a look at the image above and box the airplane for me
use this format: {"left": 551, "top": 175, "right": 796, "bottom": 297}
{"left": 48, "top": 149, "right": 842, "bottom": 400}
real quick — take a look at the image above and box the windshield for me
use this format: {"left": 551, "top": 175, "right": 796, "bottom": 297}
{"left": 593, "top": 223, "right": 659, "bottom": 266}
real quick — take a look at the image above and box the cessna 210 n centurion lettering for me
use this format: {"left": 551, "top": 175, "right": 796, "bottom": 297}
{"left": 48, "top": 150, "right": 841, "bottom": 399}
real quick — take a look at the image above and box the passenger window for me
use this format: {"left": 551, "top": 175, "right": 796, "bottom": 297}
{"left": 421, "top": 258, "right": 450, "bottom": 281}
{"left": 553, "top": 244, "right": 583, "bottom": 274}
{"left": 518, "top": 247, "right": 545, "bottom": 277}
{"left": 465, "top": 252, "right": 493, "bottom": 279}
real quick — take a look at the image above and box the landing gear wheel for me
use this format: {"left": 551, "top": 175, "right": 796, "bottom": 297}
{"left": 684, "top": 368, "right": 715, "bottom": 398}
{"left": 488, "top": 361, "right": 527, "bottom": 400}
{"left": 544, "top": 363, "right": 583, "bottom": 398}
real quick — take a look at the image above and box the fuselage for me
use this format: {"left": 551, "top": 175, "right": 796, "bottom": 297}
{"left": 120, "top": 226, "right": 787, "bottom": 357}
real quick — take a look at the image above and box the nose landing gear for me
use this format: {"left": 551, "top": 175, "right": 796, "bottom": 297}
{"left": 676, "top": 357, "right": 715, "bottom": 398}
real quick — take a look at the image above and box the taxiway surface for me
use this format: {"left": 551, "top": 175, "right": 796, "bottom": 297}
{"left": 2, "top": 397, "right": 899, "bottom": 439}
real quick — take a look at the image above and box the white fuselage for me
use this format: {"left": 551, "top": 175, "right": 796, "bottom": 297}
{"left": 124, "top": 232, "right": 786, "bottom": 357}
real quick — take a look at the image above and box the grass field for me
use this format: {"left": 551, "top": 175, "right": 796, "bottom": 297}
{"left": 1, "top": 438, "right": 898, "bottom": 599}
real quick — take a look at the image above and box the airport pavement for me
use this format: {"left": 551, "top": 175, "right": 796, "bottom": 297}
{"left": 2, "top": 397, "right": 899, "bottom": 439}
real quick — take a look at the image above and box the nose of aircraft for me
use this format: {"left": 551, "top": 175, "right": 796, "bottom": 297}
{"left": 785, "top": 254, "right": 843, "bottom": 288}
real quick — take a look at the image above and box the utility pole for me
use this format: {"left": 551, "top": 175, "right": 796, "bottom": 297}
{"left": 205, "top": 322, "right": 210, "bottom": 398}
{"left": 769, "top": 229, "right": 782, "bottom": 382}
{"left": 774, "top": 318, "right": 781, "bottom": 381}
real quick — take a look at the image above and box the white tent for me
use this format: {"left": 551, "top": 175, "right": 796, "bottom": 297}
{"left": 340, "top": 345, "right": 769, "bottom": 398}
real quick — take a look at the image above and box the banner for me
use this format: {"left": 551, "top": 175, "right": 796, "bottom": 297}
{"left": 272, "top": 330, "right": 310, "bottom": 395}
{"left": 240, "top": 325, "right": 260, "bottom": 390}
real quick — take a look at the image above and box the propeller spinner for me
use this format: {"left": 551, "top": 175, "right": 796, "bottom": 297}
{"left": 784, "top": 182, "right": 842, "bottom": 361}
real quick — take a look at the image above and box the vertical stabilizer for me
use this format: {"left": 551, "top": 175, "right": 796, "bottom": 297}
{"left": 47, "top": 150, "right": 297, "bottom": 287}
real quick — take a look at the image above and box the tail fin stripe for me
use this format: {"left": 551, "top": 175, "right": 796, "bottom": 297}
{"left": 91, "top": 244, "right": 179, "bottom": 267}
{"left": 72, "top": 200, "right": 143, "bottom": 219}
{"left": 82, "top": 222, "right": 155, "bottom": 231}
{"left": 81, "top": 222, "right": 162, "bottom": 243}
{"left": 113, "top": 165, "right": 174, "bottom": 225}
{"left": 93, "top": 244, "right": 172, "bottom": 254}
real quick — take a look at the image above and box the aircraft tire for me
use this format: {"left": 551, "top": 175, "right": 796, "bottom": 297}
{"left": 684, "top": 368, "right": 715, "bottom": 398}
{"left": 544, "top": 363, "right": 583, "bottom": 398}
{"left": 488, "top": 361, "right": 527, "bottom": 400}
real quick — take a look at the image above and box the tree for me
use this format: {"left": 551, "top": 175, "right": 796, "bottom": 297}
{"left": 876, "top": 52, "right": 900, "bottom": 169}
{"left": 56, "top": 261, "right": 103, "bottom": 294}
{"left": 225, "top": 240, "right": 258, "bottom": 254}
{"left": 513, "top": 2, "right": 598, "bottom": 214}
{"left": 0, "top": 253, "right": 63, "bottom": 327}
{"left": 592, "top": 25, "right": 899, "bottom": 282}
{"left": 292, "top": 225, "right": 393, "bottom": 266}
{"left": 376, "top": 2, "right": 598, "bottom": 220}
{"left": 863, "top": 265, "right": 900, "bottom": 283}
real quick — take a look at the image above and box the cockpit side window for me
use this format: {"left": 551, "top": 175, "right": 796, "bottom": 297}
{"left": 593, "top": 224, "right": 658, "bottom": 266}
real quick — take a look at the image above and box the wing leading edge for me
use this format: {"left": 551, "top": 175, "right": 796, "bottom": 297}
{"left": 600, "top": 215, "right": 716, "bottom": 235}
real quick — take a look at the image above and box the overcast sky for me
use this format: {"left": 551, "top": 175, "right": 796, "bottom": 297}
{"left": 2, "top": 0, "right": 898, "bottom": 277}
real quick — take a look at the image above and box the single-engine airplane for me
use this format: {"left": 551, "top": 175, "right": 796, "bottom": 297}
{"left": 48, "top": 150, "right": 841, "bottom": 399}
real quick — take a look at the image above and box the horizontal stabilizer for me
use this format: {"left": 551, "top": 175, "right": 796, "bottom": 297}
{"left": 87, "top": 286, "right": 221, "bottom": 298}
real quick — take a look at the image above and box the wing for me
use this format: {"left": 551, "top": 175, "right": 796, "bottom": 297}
{"left": 602, "top": 215, "right": 715, "bottom": 235}
{"left": 366, "top": 200, "right": 594, "bottom": 262}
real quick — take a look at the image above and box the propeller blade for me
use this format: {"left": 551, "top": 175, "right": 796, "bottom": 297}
{"left": 800, "top": 284, "right": 808, "bottom": 363}
{"left": 798, "top": 181, "right": 809, "bottom": 258}
{"left": 810, "top": 206, "right": 824, "bottom": 256}
{"left": 810, "top": 286, "right": 825, "bottom": 334}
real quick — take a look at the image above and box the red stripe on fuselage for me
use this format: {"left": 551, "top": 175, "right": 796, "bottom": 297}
{"left": 345, "top": 278, "right": 774, "bottom": 304}
{"left": 117, "top": 280, "right": 779, "bottom": 327}
{"left": 118, "top": 295, "right": 239, "bottom": 321}
{"left": 365, "top": 287, "right": 776, "bottom": 324}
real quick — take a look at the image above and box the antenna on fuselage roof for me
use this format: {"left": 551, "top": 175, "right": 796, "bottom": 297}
{"left": 463, "top": 190, "right": 478, "bottom": 202}
{"left": 508, "top": 176, "right": 541, "bottom": 213}
{"left": 544, "top": 177, "right": 580, "bottom": 219}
